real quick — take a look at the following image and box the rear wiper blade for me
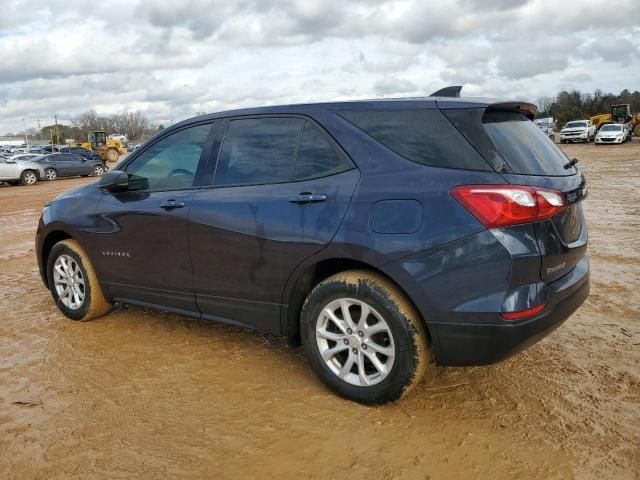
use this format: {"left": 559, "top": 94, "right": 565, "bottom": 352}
{"left": 564, "top": 157, "right": 579, "bottom": 169}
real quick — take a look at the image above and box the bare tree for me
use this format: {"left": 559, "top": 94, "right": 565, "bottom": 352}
{"left": 121, "top": 111, "right": 149, "bottom": 141}
{"left": 536, "top": 96, "right": 553, "bottom": 117}
{"left": 72, "top": 110, "right": 104, "bottom": 140}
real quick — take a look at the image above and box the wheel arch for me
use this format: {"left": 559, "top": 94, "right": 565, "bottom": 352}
{"left": 40, "top": 230, "right": 73, "bottom": 287}
{"left": 282, "top": 257, "right": 431, "bottom": 347}
{"left": 21, "top": 168, "right": 40, "bottom": 180}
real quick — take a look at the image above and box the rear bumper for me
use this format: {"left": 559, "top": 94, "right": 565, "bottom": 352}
{"left": 429, "top": 257, "right": 590, "bottom": 366}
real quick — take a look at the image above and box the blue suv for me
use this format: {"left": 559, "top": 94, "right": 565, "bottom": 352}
{"left": 36, "top": 89, "right": 589, "bottom": 404}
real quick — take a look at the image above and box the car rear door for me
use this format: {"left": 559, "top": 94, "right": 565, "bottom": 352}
{"left": 188, "top": 116, "right": 359, "bottom": 334}
{"left": 88, "top": 122, "right": 216, "bottom": 312}
{"left": 45, "top": 154, "right": 66, "bottom": 176}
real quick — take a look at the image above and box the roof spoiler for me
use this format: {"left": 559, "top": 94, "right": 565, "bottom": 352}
{"left": 487, "top": 101, "right": 538, "bottom": 120}
{"left": 429, "top": 86, "right": 462, "bottom": 98}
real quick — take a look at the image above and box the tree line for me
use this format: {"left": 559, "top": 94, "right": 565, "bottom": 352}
{"left": 71, "top": 110, "right": 151, "bottom": 142}
{"left": 22, "top": 110, "right": 157, "bottom": 145}
{"left": 536, "top": 89, "right": 640, "bottom": 128}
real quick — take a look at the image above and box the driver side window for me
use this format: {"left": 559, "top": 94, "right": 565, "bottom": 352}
{"left": 125, "top": 123, "right": 212, "bottom": 191}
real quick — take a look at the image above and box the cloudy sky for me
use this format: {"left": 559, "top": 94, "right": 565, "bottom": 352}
{"left": 0, "top": 0, "right": 638, "bottom": 134}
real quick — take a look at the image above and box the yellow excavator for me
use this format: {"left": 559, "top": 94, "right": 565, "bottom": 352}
{"left": 590, "top": 104, "right": 640, "bottom": 136}
{"left": 67, "top": 131, "right": 128, "bottom": 163}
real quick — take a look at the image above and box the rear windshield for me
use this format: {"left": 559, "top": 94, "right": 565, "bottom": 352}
{"left": 482, "top": 111, "right": 574, "bottom": 176}
{"left": 339, "top": 109, "right": 492, "bottom": 171}
{"left": 600, "top": 124, "right": 622, "bottom": 132}
{"left": 565, "top": 121, "right": 587, "bottom": 128}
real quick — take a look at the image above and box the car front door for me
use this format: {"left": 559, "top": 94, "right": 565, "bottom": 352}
{"left": 69, "top": 154, "right": 91, "bottom": 175}
{"left": 88, "top": 122, "right": 216, "bottom": 313}
{"left": 188, "top": 116, "right": 359, "bottom": 334}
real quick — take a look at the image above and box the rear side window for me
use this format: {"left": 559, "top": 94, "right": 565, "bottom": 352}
{"left": 339, "top": 109, "right": 491, "bottom": 171}
{"left": 215, "top": 118, "right": 304, "bottom": 186}
{"left": 293, "top": 122, "right": 353, "bottom": 180}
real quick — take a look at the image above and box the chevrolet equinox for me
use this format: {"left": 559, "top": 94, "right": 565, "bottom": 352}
{"left": 36, "top": 89, "right": 589, "bottom": 404}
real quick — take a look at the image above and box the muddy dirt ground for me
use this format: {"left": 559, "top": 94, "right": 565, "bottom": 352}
{"left": 1, "top": 141, "right": 638, "bottom": 479}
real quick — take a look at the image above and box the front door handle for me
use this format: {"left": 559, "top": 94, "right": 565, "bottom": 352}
{"left": 159, "top": 200, "right": 186, "bottom": 210}
{"left": 288, "top": 193, "right": 328, "bottom": 204}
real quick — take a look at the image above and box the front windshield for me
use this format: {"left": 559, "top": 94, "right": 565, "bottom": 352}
{"left": 600, "top": 124, "right": 622, "bottom": 132}
{"left": 565, "top": 121, "right": 586, "bottom": 128}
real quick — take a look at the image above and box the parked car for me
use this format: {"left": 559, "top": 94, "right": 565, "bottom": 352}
{"left": 59, "top": 146, "right": 103, "bottom": 161}
{"left": 0, "top": 155, "right": 45, "bottom": 185}
{"left": 560, "top": 120, "right": 596, "bottom": 143}
{"left": 28, "top": 147, "right": 47, "bottom": 154}
{"left": 31, "top": 153, "right": 107, "bottom": 180}
{"left": 595, "top": 124, "right": 629, "bottom": 144}
{"left": 537, "top": 124, "right": 555, "bottom": 140}
{"left": 36, "top": 95, "right": 589, "bottom": 404}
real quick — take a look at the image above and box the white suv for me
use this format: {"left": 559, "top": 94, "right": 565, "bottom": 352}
{"left": 560, "top": 120, "right": 596, "bottom": 143}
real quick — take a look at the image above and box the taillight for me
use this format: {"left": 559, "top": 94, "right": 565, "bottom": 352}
{"left": 451, "top": 185, "right": 567, "bottom": 228}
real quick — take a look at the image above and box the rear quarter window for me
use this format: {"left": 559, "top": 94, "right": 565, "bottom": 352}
{"left": 339, "top": 109, "right": 492, "bottom": 171}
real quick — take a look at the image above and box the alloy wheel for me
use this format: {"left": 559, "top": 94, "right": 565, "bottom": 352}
{"left": 53, "top": 254, "right": 86, "bottom": 310}
{"left": 23, "top": 172, "right": 37, "bottom": 184}
{"left": 45, "top": 169, "right": 57, "bottom": 180}
{"left": 315, "top": 298, "right": 396, "bottom": 387}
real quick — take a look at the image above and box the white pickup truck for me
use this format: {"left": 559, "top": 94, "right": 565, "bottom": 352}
{"left": 560, "top": 120, "right": 596, "bottom": 143}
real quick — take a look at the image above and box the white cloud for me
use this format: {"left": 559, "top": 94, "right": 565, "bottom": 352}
{"left": 0, "top": 0, "right": 639, "bottom": 134}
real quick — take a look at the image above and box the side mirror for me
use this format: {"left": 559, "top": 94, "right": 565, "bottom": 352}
{"left": 98, "top": 170, "right": 128, "bottom": 193}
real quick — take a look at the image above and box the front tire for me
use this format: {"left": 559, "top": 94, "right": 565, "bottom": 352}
{"left": 46, "top": 239, "right": 111, "bottom": 321}
{"left": 92, "top": 164, "right": 105, "bottom": 176}
{"left": 301, "top": 270, "right": 430, "bottom": 405}
{"left": 44, "top": 168, "right": 57, "bottom": 181}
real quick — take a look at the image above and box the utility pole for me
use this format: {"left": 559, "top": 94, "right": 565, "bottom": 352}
{"left": 22, "top": 118, "right": 28, "bottom": 147}
{"left": 37, "top": 119, "right": 41, "bottom": 142}
{"left": 54, "top": 114, "right": 59, "bottom": 149}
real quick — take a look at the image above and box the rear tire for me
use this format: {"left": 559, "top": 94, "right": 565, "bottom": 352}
{"left": 46, "top": 239, "right": 111, "bottom": 321}
{"left": 301, "top": 270, "right": 430, "bottom": 405}
{"left": 92, "top": 164, "right": 105, "bottom": 176}
{"left": 44, "top": 168, "right": 57, "bottom": 181}
{"left": 20, "top": 170, "right": 38, "bottom": 185}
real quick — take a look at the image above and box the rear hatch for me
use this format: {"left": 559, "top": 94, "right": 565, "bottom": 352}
{"left": 440, "top": 101, "right": 588, "bottom": 283}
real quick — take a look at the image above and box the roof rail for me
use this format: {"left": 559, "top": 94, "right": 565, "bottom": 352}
{"left": 429, "top": 86, "right": 462, "bottom": 98}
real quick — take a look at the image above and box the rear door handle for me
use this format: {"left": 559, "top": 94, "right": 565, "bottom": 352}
{"left": 288, "top": 193, "right": 328, "bottom": 204}
{"left": 159, "top": 200, "right": 186, "bottom": 210}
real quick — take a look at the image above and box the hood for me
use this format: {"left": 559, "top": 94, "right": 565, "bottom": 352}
{"left": 561, "top": 126, "right": 587, "bottom": 132}
{"left": 51, "top": 183, "right": 93, "bottom": 203}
